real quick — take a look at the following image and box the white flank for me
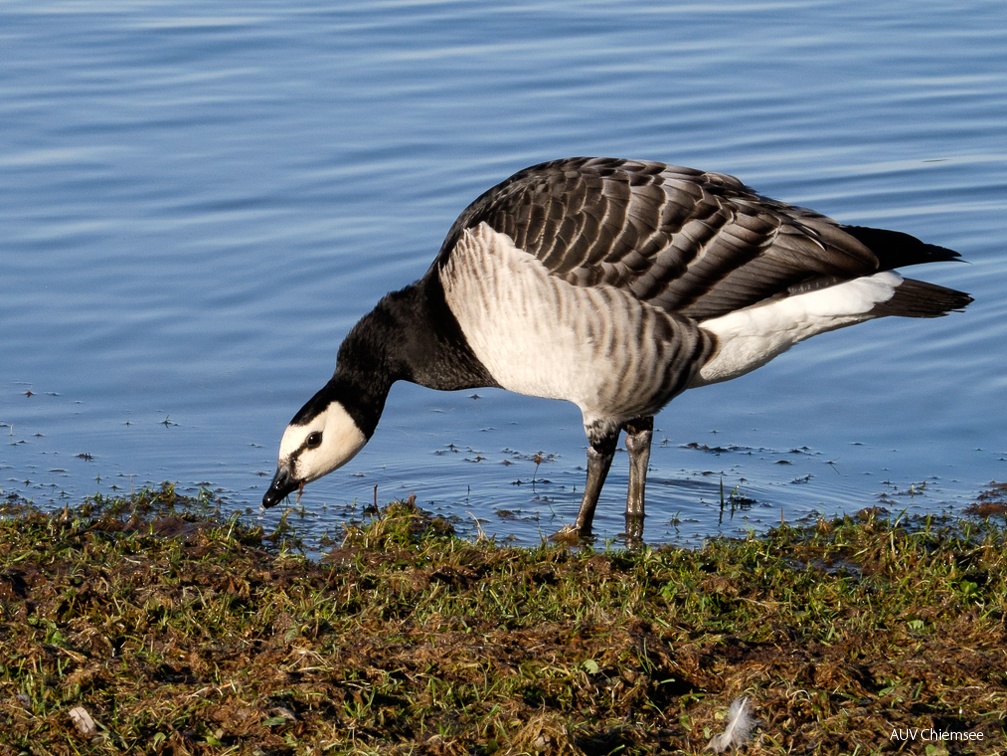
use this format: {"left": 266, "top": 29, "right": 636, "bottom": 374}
{"left": 693, "top": 271, "right": 903, "bottom": 386}
{"left": 441, "top": 223, "right": 676, "bottom": 424}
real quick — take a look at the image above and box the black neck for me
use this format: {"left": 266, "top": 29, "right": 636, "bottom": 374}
{"left": 323, "top": 276, "right": 498, "bottom": 436}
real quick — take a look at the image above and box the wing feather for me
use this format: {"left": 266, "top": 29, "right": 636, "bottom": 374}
{"left": 436, "top": 157, "right": 917, "bottom": 320}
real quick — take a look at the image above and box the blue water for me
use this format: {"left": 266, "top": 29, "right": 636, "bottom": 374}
{"left": 3, "top": 0, "right": 1005, "bottom": 548}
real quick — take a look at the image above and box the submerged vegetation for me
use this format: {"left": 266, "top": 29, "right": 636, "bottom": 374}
{"left": 1, "top": 483, "right": 1006, "bottom": 754}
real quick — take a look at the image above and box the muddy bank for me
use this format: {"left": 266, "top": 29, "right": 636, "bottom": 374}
{"left": 1, "top": 483, "right": 1005, "bottom": 754}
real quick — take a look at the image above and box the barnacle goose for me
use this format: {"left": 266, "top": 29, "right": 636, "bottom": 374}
{"left": 263, "top": 157, "right": 971, "bottom": 541}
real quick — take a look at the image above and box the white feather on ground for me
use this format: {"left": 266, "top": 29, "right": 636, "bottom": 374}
{"left": 706, "top": 697, "right": 755, "bottom": 752}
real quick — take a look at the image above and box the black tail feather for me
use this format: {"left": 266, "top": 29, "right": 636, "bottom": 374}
{"left": 872, "top": 278, "right": 973, "bottom": 319}
{"left": 841, "top": 224, "right": 972, "bottom": 317}
{"left": 842, "top": 225, "right": 962, "bottom": 270}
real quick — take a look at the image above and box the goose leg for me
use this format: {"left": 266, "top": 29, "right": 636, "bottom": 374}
{"left": 623, "top": 416, "right": 654, "bottom": 543}
{"left": 555, "top": 428, "right": 619, "bottom": 540}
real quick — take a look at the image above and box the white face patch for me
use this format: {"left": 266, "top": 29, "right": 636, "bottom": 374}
{"left": 277, "top": 401, "right": 368, "bottom": 485}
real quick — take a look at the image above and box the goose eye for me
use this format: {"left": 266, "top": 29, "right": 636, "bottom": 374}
{"left": 306, "top": 431, "right": 323, "bottom": 449}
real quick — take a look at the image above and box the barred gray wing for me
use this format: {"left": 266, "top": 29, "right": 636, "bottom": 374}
{"left": 436, "top": 157, "right": 889, "bottom": 321}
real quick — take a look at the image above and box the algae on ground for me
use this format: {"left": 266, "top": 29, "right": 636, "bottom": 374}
{"left": 1, "top": 482, "right": 1005, "bottom": 754}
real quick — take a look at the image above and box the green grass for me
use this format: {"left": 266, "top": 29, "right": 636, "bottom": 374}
{"left": 1, "top": 483, "right": 1006, "bottom": 754}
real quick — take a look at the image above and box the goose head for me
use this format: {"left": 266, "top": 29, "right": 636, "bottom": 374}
{"left": 262, "top": 399, "right": 367, "bottom": 508}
